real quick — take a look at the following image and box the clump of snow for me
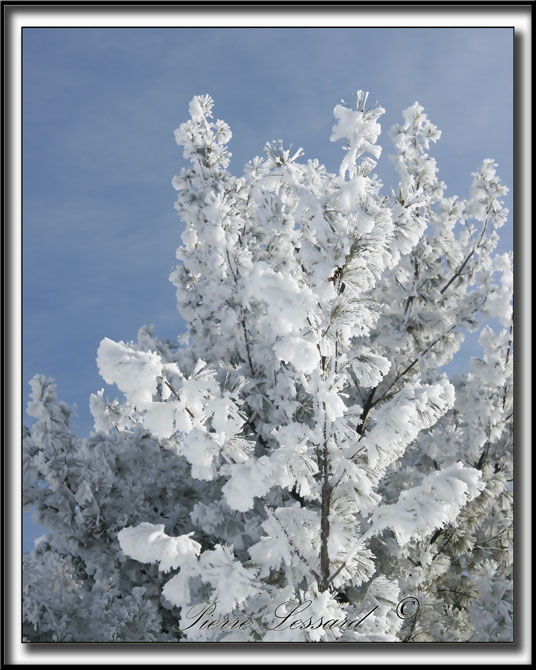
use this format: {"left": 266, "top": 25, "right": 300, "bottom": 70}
{"left": 273, "top": 336, "right": 319, "bottom": 373}
{"left": 330, "top": 91, "right": 384, "bottom": 180}
{"left": 118, "top": 522, "right": 201, "bottom": 573}
{"left": 97, "top": 338, "right": 162, "bottom": 407}
{"left": 369, "top": 462, "right": 485, "bottom": 545}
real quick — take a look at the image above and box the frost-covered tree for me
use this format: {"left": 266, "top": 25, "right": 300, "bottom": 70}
{"left": 23, "top": 91, "right": 513, "bottom": 642}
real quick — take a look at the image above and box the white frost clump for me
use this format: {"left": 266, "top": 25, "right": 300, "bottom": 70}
{"left": 97, "top": 338, "right": 162, "bottom": 407}
{"left": 273, "top": 336, "right": 319, "bottom": 373}
{"left": 369, "top": 462, "right": 485, "bottom": 545}
{"left": 330, "top": 90, "right": 384, "bottom": 179}
{"left": 118, "top": 523, "right": 201, "bottom": 573}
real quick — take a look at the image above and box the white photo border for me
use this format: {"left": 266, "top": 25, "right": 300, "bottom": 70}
{"left": 4, "top": 2, "right": 531, "bottom": 665}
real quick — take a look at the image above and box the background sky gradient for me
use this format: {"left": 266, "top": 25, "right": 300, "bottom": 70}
{"left": 22, "top": 27, "right": 513, "bottom": 550}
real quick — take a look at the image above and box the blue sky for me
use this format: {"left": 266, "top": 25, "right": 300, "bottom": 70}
{"left": 22, "top": 27, "right": 513, "bottom": 550}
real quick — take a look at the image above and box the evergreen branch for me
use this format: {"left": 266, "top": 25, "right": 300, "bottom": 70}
{"left": 163, "top": 381, "right": 195, "bottom": 419}
{"left": 440, "top": 212, "right": 490, "bottom": 295}
{"left": 261, "top": 497, "right": 321, "bottom": 584}
{"left": 371, "top": 324, "right": 457, "bottom": 409}
{"left": 319, "top": 408, "right": 332, "bottom": 592}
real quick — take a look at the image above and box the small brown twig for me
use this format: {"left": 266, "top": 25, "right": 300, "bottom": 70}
{"left": 164, "top": 380, "right": 195, "bottom": 419}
